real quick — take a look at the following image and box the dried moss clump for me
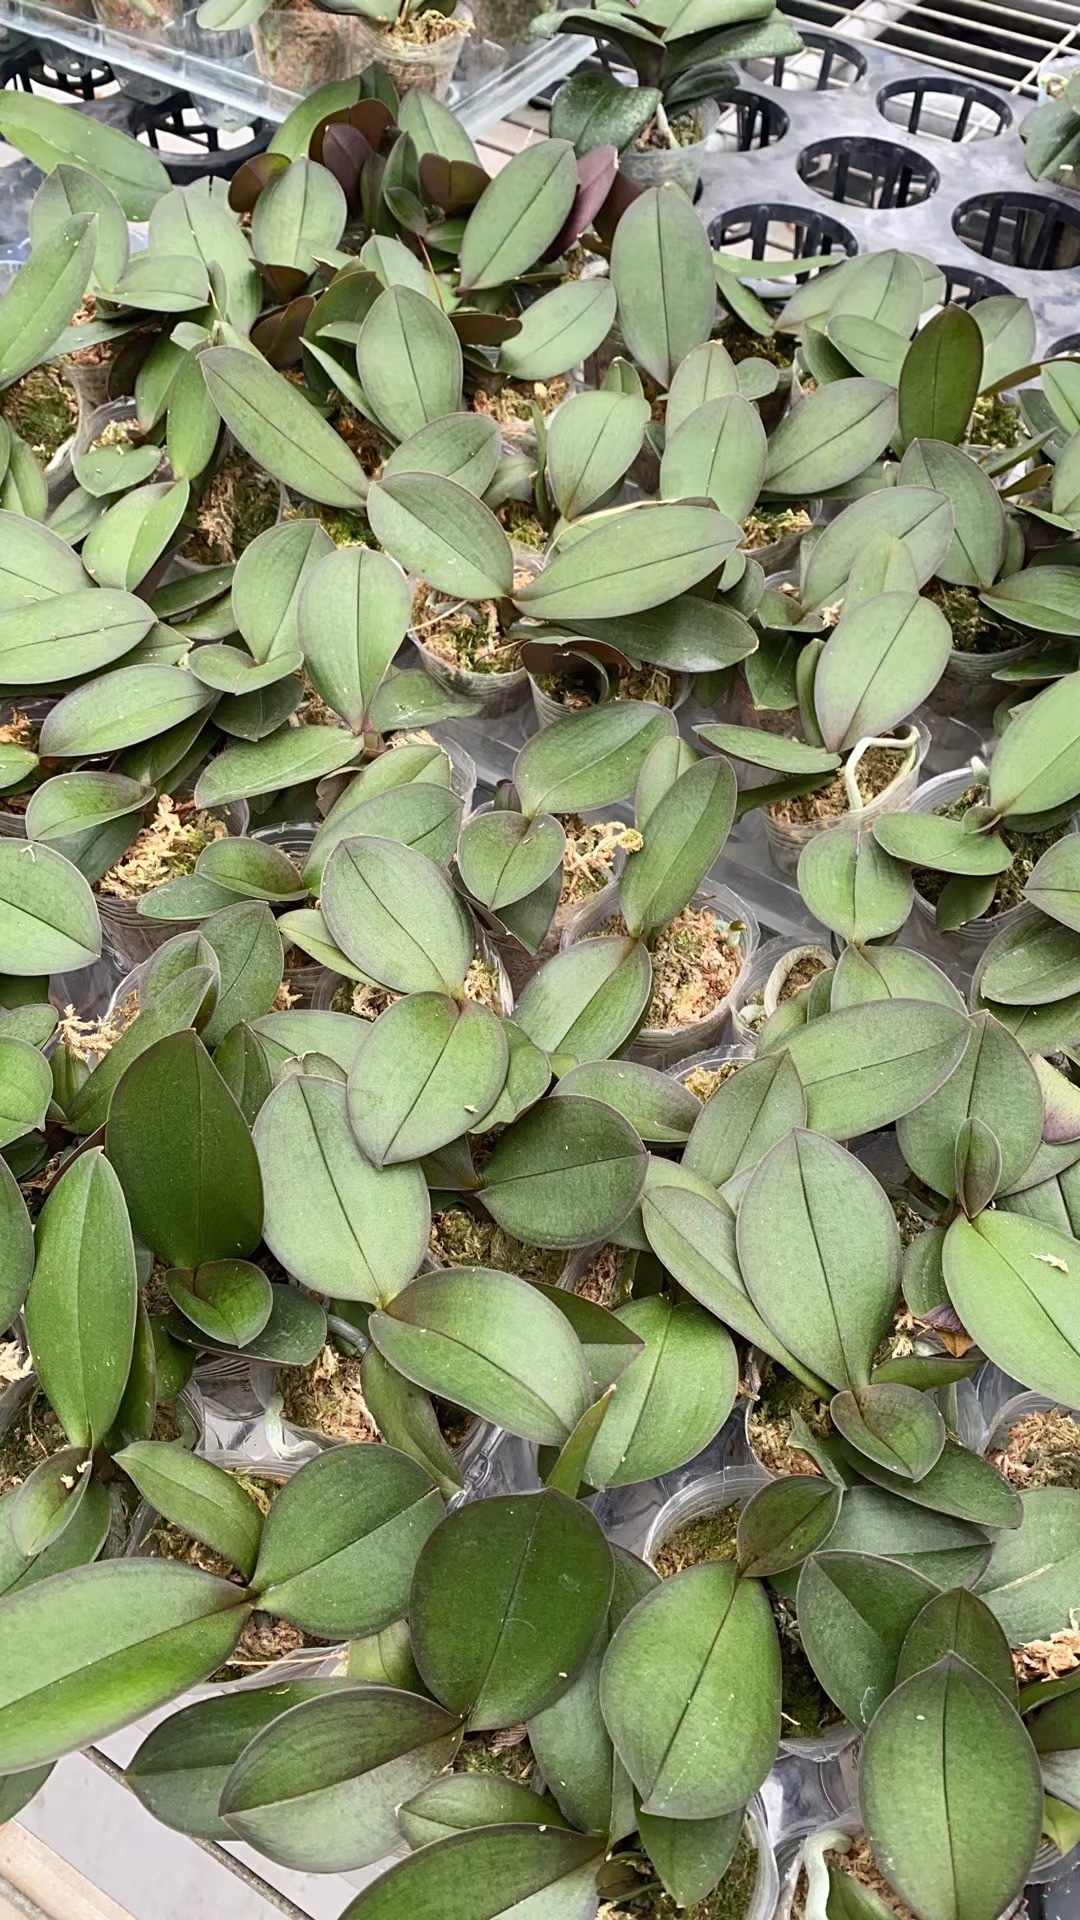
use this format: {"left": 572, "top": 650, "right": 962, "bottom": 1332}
{"left": 331, "top": 977, "right": 399, "bottom": 1021}
{"left": 892, "top": 1197, "right": 931, "bottom": 1250}
{"left": 603, "top": 905, "right": 743, "bottom": 1030}
{"left": 473, "top": 376, "right": 570, "bottom": 428}
{"left": 634, "top": 105, "right": 706, "bottom": 150}
{"left": 779, "top": 952, "right": 827, "bottom": 1001}
{"left": 748, "top": 1364, "right": 829, "bottom": 1476}
{"left": 280, "top": 1344, "right": 381, "bottom": 1444}
{"left": 914, "top": 783, "right": 1066, "bottom": 919}
{"left": 56, "top": 992, "right": 139, "bottom": 1067}
{"left": 615, "top": 663, "right": 678, "bottom": 707}
{"left": 561, "top": 817, "right": 642, "bottom": 908}
{"left": 992, "top": 1408, "right": 1080, "bottom": 1491}
{"left": 1, "top": 366, "right": 78, "bottom": 463}
{"left": 429, "top": 1205, "right": 566, "bottom": 1283}
{"left": 571, "top": 1244, "right": 625, "bottom": 1307}
{"left": 653, "top": 1502, "right": 739, "bottom": 1578}
{"left": 770, "top": 740, "right": 913, "bottom": 826}
{"left": 186, "top": 457, "right": 280, "bottom": 566}
{"left": 1014, "top": 1623, "right": 1080, "bottom": 1685}
{"left": 414, "top": 586, "right": 519, "bottom": 677}
{"left": 741, "top": 504, "right": 811, "bottom": 550}
{"left": 601, "top": 1830, "right": 758, "bottom": 1920}
{"left": 682, "top": 1058, "right": 745, "bottom": 1102}
{"left": 924, "top": 581, "right": 1012, "bottom": 656}
{"left": 98, "top": 797, "right": 226, "bottom": 900}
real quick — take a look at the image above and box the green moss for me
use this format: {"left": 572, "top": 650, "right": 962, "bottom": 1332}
{"left": 653, "top": 1503, "right": 739, "bottom": 1578}
{"left": 717, "top": 316, "right": 794, "bottom": 368}
{"left": 741, "top": 504, "right": 811, "bottom": 550}
{"left": 924, "top": 581, "right": 1012, "bottom": 656}
{"left": 605, "top": 1831, "right": 759, "bottom": 1919}
{"left": 0, "top": 366, "right": 78, "bottom": 463}
{"left": 455, "top": 1730, "right": 534, "bottom": 1784}
{"left": 748, "top": 1362, "right": 829, "bottom": 1476}
{"left": 185, "top": 457, "right": 279, "bottom": 565}
{"left": 501, "top": 500, "right": 548, "bottom": 549}
{"left": 773, "top": 1595, "right": 843, "bottom": 1736}
{"left": 428, "top": 1206, "right": 566, "bottom": 1283}
{"left": 968, "top": 393, "right": 1023, "bottom": 451}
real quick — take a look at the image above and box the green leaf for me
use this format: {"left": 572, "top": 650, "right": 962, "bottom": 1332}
{"left": 367, "top": 471, "right": 512, "bottom": 601}
{"left": 980, "top": 910, "right": 1080, "bottom": 1006}
{"left": 837, "top": 1435, "right": 1022, "bottom": 1531}
{"left": 875, "top": 809, "right": 1011, "bottom": 878}
{"left": 201, "top": 348, "right": 367, "bottom": 509}
{"left": 250, "top": 157, "right": 345, "bottom": 275}
{"left": 943, "top": 1211, "right": 1080, "bottom": 1407}
{"left": 683, "top": 1052, "right": 806, "bottom": 1186}
{"left": 898, "top": 1011, "right": 1042, "bottom": 1200}
{"left": 514, "top": 939, "right": 652, "bottom": 1067}
{"left": 975, "top": 1490, "right": 1080, "bottom": 1642}
{"left": 480, "top": 1096, "right": 647, "bottom": 1247}
{"left": 458, "top": 810, "right": 565, "bottom": 912}
{"left": 30, "top": 163, "right": 129, "bottom": 293}
{"left": 696, "top": 725, "right": 838, "bottom": 776}
{"left": 0, "top": 216, "right": 97, "bottom": 387}
{"left": 660, "top": 394, "right": 767, "bottom": 523}
{"left": 0, "top": 1561, "right": 247, "bottom": 1772}
{"left": 124, "top": 1684, "right": 333, "bottom": 1840}
{"left": 898, "top": 307, "right": 984, "bottom": 453}
{"left": 398, "top": 1772, "right": 565, "bottom": 1847}
{"left": 25, "top": 772, "right": 150, "bottom": 846}
{"left": 0, "top": 1159, "right": 32, "bottom": 1334}
{"left": 0, "top": 513, "right": 85, "bottom": 607}
{"left": 599, "top": 1559, "right": 779, "bottom": 1818}
{"left": 253, "top": 1445, "right": 443, "bottom": 1639}
{"left": 370, "top": 1267, "right": 592, "bottom": 1446}
{"left": 346, "top": 993, "right": 507, "bottom": 1167}
{"left": 0, "top": 96, "right": 169, "bottom": 218}
{"left": 411, "top": 1490, "right": 612, "bottom": 1727}
{"left": 499, "top": 279, "right": 616, "bottom": 381}
{"left": 553, "top": 1059, "right": 700, "bottom": 1145}
{"left": 1025, "top": 832, "right": 1080, "bottom": 931}
{"left": 515, "top": 503, "right": 739, "bottom": 621}
{"left": 822, "top": 1487, "right": 992, "bottom": 1589}
{"left": 322, "top": 837, "right": 474, "bottom": 996}
{"left": 357, "top": 287, "right": 462, "bottom": 443}
{"left": 621, "top": 756, "right": 736, "bottom": 936}
{"left": 161, "top": 1281, "right": 325, "bottom": 1367}
{"left": 458, "top": 141, "right": 578, "bottom": 291}
{"left": 0, "top": 1035, "right": 51, "bottom": 1146}
{"left": 831, "top": 1382, "right": 946, "bottom": 1482}
{"left": 165, "top": 1259, "right": 272, "bottom": 1348}
{"left": 0, "top": 842, "right": 100, "bottom": 975}
{"left": 611, "top": 186, "right": 715, "bottom": 388}
{"left": 641, "top": 1173, "right": 829, "bottom": 1393}
{"left": 814, "top": 590, "right": 950, "bottom": 750}
{"left": 25, "top": 1148, "right": 136, "bottom": 1449}
{"left": 737, "top": 1130, "right": 900, "bottom": 1391}
{"left": 585, "top": 1294, "right": 737, "bottom": 1490}
{"left": 779, "top": 1000, "right": 970, "bottom": 1138}
{"left": 149, "top": 181, "right": 259, "bottom": 334}
{"left": 254, "top": 1071, "right": 428, "bottom": 1305}
{"left": 897, "top": 439, "right": 1006, "bottom": 589}
{"left": 232, "top": 516, "right": 334, "bottom": 663}
{"left": 547, "top": 391, "right": 650, "bottom": 521}
{"left": 763, "top": 379, "right": 898, "bottom": 495}
{"left": 337, "top": 1828, "right": 604, "bottom": 1920}
{"left": 219, "top": 1684, "right": 461, "bottom": 1872}
{"left": 802, "top": 487, "right": 955, "bottom": 609}
{"left": 860, "top": 1658, "right": 1041, "bottom": 1920}
{"left": 795, "top": 1550, "right": 939, "bottom": 1730}
{"left": 106, "top": 1031, "right": 262, "bottom": 1267}
{"left": 896, "top": 1588, "right": 1016, "bottom": 1697}
{"left": 514, "top": 701, "right": 677, "bottom": 816}
{"left": 796, "top": 827, "right": 913, "bottom": 943}
{"left": 982, "top": 571, "right": 1080, "bottom": 636}
{"left": 199, "top": 900, "right": 283, "bottom": 1050}
{"left": 735, "top": 1474, "right": 842, "bottom": 1578}
{"left": 82, "top": 482, "right": 192, "bottom": 593}
{"left": 989, "top": 672, "right": 1080, "bottom": 816}
{"left": 116, "top": 1444, "right": 263, "bottom": 1581}
{"left": 40, "top": 665, "right": 215, "bottom": 759}
{"left": 194, "top": 727, "right": 360, "bottom": 808}
{"left": 298, "top": 544, "right": 409, "bottom": 732}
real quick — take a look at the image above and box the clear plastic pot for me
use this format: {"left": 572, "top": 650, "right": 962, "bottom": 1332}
{"left": 926, "top": 632, "right": 1040, "bottom": 727}
{"left": 561, "top": 879, "right": 759, "bottom": 1067}
{"left": 619, "top": 99, "right": 720, "bottom": 200}
{"left": 982, "top": 1390, "right": 1080, "bottom": 1489}
{"left": 668, "top": 1039, "right": 757, "bottom": 1102}
{"left": 95, "top": 800, "right": 250, "bottom": 967}
{"left": 468, "top": 0, "right": 547, "bottom": 44}
{"left": 411, "top": 603, "right": 530, "bottom": 721}
{"left": 0, "top": 362, "right": 84, "bottom": 505}
{"left": 251, "top": 5, "right": 369, "bottom": 88}
{"left": 347, "top": 6, "right": 470, "bottom": 99}
{"left": 731, "top": 934, "right": 804, "bottom": 1043}
{"left": 906, "top": 767, "right": 1077, "bottom": 974}
{"left": 740, "top": 500, "right": 821, "bottom": 577}
{"left": 528, "top": 658, "right": 610, "bottom": 731}
{"left": 764, "top": 719, "right": 932, "bottom": 879}
{"left": 0, "top": 695, "right": 57, "bottom": 840}
{"left": 92, "top": 0, "right": 182, "bottom": 31}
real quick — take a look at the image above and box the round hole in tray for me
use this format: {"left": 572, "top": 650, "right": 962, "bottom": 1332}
{"left": 953, "top": 192, "right": 1080, "bottom": 270}
{"left": 1049, "top": 332, "right": 1080, "bottom": 355}
{"left": 741, "top": 28, "right": 866, "bottom": 90}
{"left": 16, "top": 45, "right": 118, "bottom": 98}
{"left": 877, "top": 75, "right": 1011, "bottom": 142}
{"left": 708, "top": 202, "right": 857, "bottom": 276}
{"left": 797, "top": 135, "right": 939, "bottom": 208}
{"left": 128, "top": 96, "right": 273, "bottom": 181}
{"left": 711, "top": 88, "right": 790, "bottom": 151}
{"left": 937, "top": 261, "right": 1013, "bottom": 305}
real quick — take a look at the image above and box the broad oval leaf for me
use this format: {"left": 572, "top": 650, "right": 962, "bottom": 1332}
{"left": 584, "top": 1294, "right": 737, "bottom": 1490}
{"left": 201, "top": 347, "right": 367, "bottom": 509}
{"left": 115, "top": 1444, "right": 263, "bottom": 1582}
{"left": 410, "top": 1490, "right": 613, "bottom": 1728}
{"left": 736, "top": 1474, "right": 842, "bottom": 1579}
{"left": 124, "top": 1684, "right": 335, "bottom": 1841}
{"left": 514, "top": 701, "right": 677, "bottom": 817}
{"left": 813, "top": 591, "right": 951, "bottom": 751}
{"left": 611, "top": 186, "right": 715, "bottom": 389}
{"left": 780, "top": 1000, "right": 970, "bottom": 1138}
{"left": 797, "top": 826, "right": 913, "bottom": 943}
{"left": 336, "top": 1828, "right": 604, "bottom": 1920}
{"left": 480, "top": 1096, "right": 648, "bottom": 1247}
{"left": 499, "top": 279, "right": 616, "bottom": 381}
{"left": 346, "top": 994, "right": 508, "bottom": 1167}
{"left": 943, "top": 1210, "right": 1080, "bottom": 1407}
{"left": 458, "top": 141, "right": 578, "bottom": 292}
{"left": 367, "top": 472, "right": 512, "bottom": 601}
{"left": 25, "top": 1148, "right": 136, "bottom": 1449}
{"left": 796, "top": 1549, "right": 939, "bottom": 1731}
{"left": 39, "top": 665, "right": 215, "bottom": 759}
{"left": 897, "top": 1011, "right": 1042, "bottom": 1200}
{"left": 515, "top": 504, "right": 739, "bottom": 622}
{"left": 514, "top": 938, "right": 652, "bottom": 1066}
{"left": 298, "top": 544, "right": 410, "bottom": 732}
{"left": 763, "top": 379, "right": 898, "bottom": 496}
{"left": 322, "top": 836, "right": 474, "bottom": 996}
